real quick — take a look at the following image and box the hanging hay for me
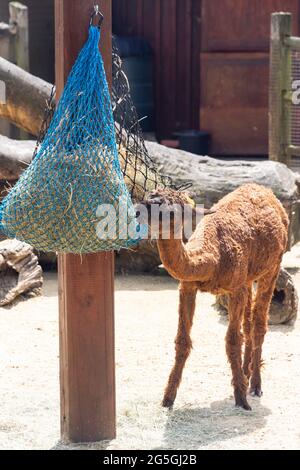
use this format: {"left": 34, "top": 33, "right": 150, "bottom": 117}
{"left": 31, "top": 37, "right": 177, "bottom": 206}
{"left": 0, "top": 26, "right": 139, "bottom": 253}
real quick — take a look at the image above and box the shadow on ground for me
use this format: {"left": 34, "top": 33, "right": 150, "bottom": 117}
{"left": 157, "top": 398, "right": 270, "bottom": 450}
{"left": 51, "top": 439, "right": 112, "bottom": 450}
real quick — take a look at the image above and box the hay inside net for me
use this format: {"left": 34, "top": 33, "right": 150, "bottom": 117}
{"left": 0, "top": 26, "right": 139, "bottom": 253}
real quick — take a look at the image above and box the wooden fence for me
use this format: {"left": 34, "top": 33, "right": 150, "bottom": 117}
{"left": 269, "top": 12, "right": 300, "bottom": 166}
{"left": 0, "top": 1, "right": 29, "bottom": 138}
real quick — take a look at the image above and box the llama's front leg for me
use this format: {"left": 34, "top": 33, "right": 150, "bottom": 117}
{"left": 243, "top": 285, "right": 253, "bottom": 379}
{"left": 226, "top": 287, "right": 251, "bottom": 410}
{"left": 162, "top": 283, "right": 197, "bottom": 408}
{"left": 250, "top": 267, "right": 280, "bottom": 397}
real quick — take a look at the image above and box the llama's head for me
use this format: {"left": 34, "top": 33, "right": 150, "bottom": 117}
{"left": 144, "top": 188, "right": 196, "bottom": 208}
{"left": 140, "top": 188, "right": 196, "bottom": 239}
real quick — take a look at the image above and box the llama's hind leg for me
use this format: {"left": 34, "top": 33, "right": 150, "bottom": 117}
{"left": 226, "top": 287, "right": 251, "bottom": 410}
{"left": 162, "top": 283, "right": 197, "bottom": 408}
{"left": 250, "top": 267, "right": 280, "bottom": 397}
{"left": 243, "top": 285, "right": 253, "bottom": 380}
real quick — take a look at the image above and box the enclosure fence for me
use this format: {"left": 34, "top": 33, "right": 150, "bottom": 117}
{"left": 269, "top": 12, "right": 300, "bottom": 167}
{"left": 0, "top": 1, "right": 28, "bottom": 139}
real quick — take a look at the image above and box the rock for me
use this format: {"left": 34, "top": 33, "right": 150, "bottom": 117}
{"left": 0, "top": 239, "right": 43, "bottom": 306}
{"left": 215, "top": 268, "right": 298, "bottom": 325}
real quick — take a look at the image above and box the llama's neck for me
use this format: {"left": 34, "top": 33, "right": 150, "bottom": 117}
{"left": 157, "top": 237, "right": 215, "bottom": 282}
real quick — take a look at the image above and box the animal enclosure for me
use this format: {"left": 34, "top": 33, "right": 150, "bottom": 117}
{"left": 269, "top": 12, "right": 300, "bottom": 165}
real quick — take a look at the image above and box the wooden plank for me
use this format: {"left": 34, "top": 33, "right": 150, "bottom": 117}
{"left": 176, "top": 0, "right": 192, "bottom": 131}
{"left": 200, "top": 108, "right": 268, "bottom": 155}
{"left": 112, "top": 0, "right": 123, "bottom": 34}
{"left": 200, "top": 52, "right": 269, "bottom": 155}
{"left": 158, "top": 0, "right": 177, "bottom": 140}
{"left": 201, "top": 0, "right": 300, "bottom": 52}
{"left": 9, "top": 1, "right": 29, "bottom": 140}
{"left": 55, "top": 0, "right": 116, "bottom": 443}
{"left": 15, "top": 0, "right": 54, "bottom": 83}
{"left": 111, "top": 0, "right": 201, "bottom": 139}
{"left": 191, "top": 0, "right": 201, "bottom": 130}
{"left": 9, "top": 2, "right": 29, "bottom": 71}
{"left": 142, "top": 0, "right": 155, "bottom": 45}
{"left": 288, "top": 145, "right": 300, "bottom": 156}
{"left": 0, "top": 23, "right": 11, "bottom": 138}
{"left": 136, "top": 0, "right": 144, "bottom": 36}
{"left": 269, "top": 13, "right": 292, "bottom": 164}
{"left": 153, "top": 0, "right": 162, "bottom": 139}
{"left": 285, "top": 35, "right": 300, "bottom": 50}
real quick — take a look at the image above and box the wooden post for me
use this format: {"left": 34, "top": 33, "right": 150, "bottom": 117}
{"left": 55, "top": 0, "right": 116, "bottom": 443}
{"left": 9, "top": 2, "right": 29, "bottom": 140}
{"left": 0, "top": 23, "right": 10, "bottom": 136}
{"left": 9, "top": 2, "right": 29, "bottom": 71}
{"left": 269, "top": 13, "right": 292, "bottom": 165}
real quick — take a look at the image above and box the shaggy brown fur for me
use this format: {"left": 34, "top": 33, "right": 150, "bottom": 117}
{"left": 144, "top": 183, "right": 289, "bottom": 410}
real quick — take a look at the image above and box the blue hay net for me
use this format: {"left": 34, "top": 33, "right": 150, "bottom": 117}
{"left": 0, "top": 26, "right": 141, "bottom": 253}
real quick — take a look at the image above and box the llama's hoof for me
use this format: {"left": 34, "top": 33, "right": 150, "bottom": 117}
{"left": 162, "top": 397, "right": 174, "bottom": 409}
{"left": 235, "top": 401, "right": 252, "bottom": 411}
{"left": 235, "top": 400, "right": 252, "bottom": 411}
{"left": 250, "top": 387, "right": 263, "bottom": 397}
{"left": 234, "top": 391, "right": 252, "bottom": 410}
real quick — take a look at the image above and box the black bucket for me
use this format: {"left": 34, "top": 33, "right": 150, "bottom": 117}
{"left": 173, "top": 130, "right": 210, "bottom": 155}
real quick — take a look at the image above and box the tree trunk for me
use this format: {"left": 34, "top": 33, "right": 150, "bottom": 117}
{"left": 0, "top": 135, "right": 35, "bottom": 180}
{"left": 0, "top": 56, "right": 53, "bottom": 136}
{"left": 215, "top": 268, "right": 298, "bottom": 325}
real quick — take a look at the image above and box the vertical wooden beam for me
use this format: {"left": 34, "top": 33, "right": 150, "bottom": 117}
{"left": 0, "top": 23, "right": 11, "bottom": 137}
{"left": 9, "top": 1, "right": 29, "bottom": 139}
{"left": 55, "top": 0, "right": 116, "bottom": 443}
{"left": 269, "top": 13, "right": 292, "bottom": 165}
{"left": 9, "top": 1, "right": 29, "bottom": 71}
{"left": 191, "top": 0, "right": 201, "bottom": 130}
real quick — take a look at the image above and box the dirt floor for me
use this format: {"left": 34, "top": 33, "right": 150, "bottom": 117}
{"left": 0, "top": 246, "right": 300, "bottom": 450}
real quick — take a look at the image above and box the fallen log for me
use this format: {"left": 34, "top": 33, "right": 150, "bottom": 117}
{"left": 1, "top": 139, "right": 299, "bottom": 271}
{"left": 116, "top": 142, "right": 300, "bottom": 272}
{"left": 146, "top": 142, "right": 300, "bottom": 206}
{"left": 215, "top": 268, "right": 298, "bottom": 325}
{"left": 0, "top": 238, "right": 43, "bottom": 306}
{"left": 0, "top": 135, "right": 35, "bottom": 180}
{"left": 0, "top": 56, "right": 52, "bottom": 136}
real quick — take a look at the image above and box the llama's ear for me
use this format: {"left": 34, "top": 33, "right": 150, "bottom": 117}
{"left": 186, "top": 190, "right": 196, "bottom": 199}
{"left": 203, "top": 208, "right": 216, "bottom": 216}
{"left": 141, "top": 192, "right": 164, "bottom": 208}
{"left": 185, "top": 194, "right": 196, "bottom": 208}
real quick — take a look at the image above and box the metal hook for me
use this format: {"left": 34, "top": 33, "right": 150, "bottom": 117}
{"left": 90, "top": 4, "right": 104, "bottom": 29}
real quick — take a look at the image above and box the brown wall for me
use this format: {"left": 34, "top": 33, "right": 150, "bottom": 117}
{"left": 113, "top": 0, "right": 300, "bottom": 156}
{"left": 112, "top": 0, "right": 201, "bottom": 141}
{"left": 0, "top": 1, "right": 299, "bottom": 155}
{"left": 200, "top": 0, "right": 300, "bottom": 155}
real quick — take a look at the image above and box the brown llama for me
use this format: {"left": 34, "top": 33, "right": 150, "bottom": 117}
{"left": 143, "top": 183, "right": 289, "bottom": 410}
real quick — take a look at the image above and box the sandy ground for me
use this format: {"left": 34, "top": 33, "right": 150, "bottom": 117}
{"left": 0, "top": 247, "right": 300, "bottom": 450}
